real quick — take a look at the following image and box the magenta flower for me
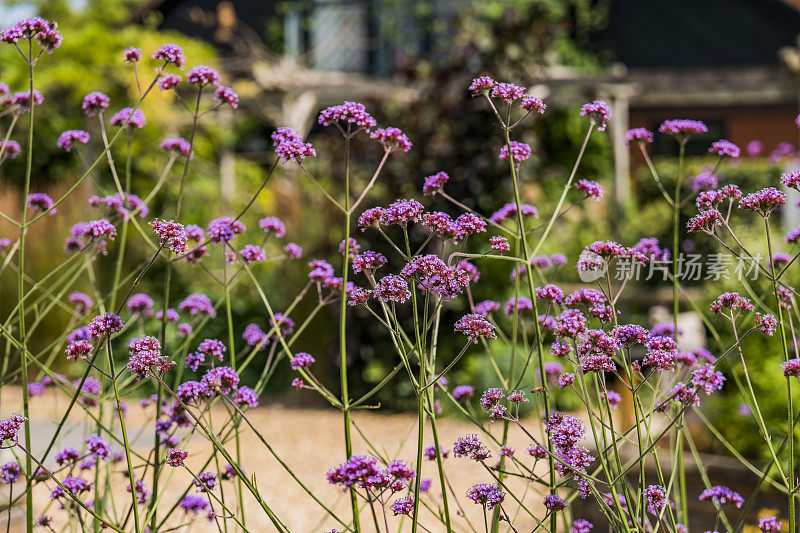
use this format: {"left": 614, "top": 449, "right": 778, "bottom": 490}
{"left": 468, "top": 76, "right": 495, "bottom": 95}
{"left": 82, "top": 92, "right": 109, "bottom": 116}
{"left": 575, "top": 179, "right": 603, "bottom": 200}
{"left": 370, "top": 127, "right": 412, "bottom": 152}
{"left": 659, "top": 119, "right": 707, "bottom": 138}
{"left": 186, "top": 65, "right": 220, "bottom": 86}
{"left": 110, "top": 108, "right": 146, "bottom": 129}
{"left": 0, "top": 140, "right": 21, "bottom": 159}
{"left": 123, "top": 47, "right": 142, "bottom": 63}
{"left": 27, "top": 193, "right": 55, "bottom": 214}
{"left": 709, "top": 139, "right": 740, "bottom": 158}
{"left": 12, "top": 90, "right": 43, "bottom": 111}
{"left": 454, "top": 314, "right": 496, "bottom": 343}
{"left": 160, "top": 137, "right": 191, "bottom": 157}
{"left": 499, "top": 141, "right": 531, "bottom": 162}
{"left": 214, "top": 86, "right": 239, "bottom": 108}
{"left": 422, "top": 171, "right": 449, "bottom": 196}
{"left": 57, "top": 130, "right": 90, "bottom": 152}
{"left": 580, "top": 100, "right": 611, "bottom": 131}
{"left": 151, "top": 43, "right": 185, "bottom": 68}
{"left": 466, "top": 483, "right": 505, "bottom": 509}
{"left": 698, "top": 485, "right": 743, "bottom": 508}
{"left": 490, "top": 82, "right": 526, "bottom": 103}
{"left": 290, "top": 352, "right": 315, "bottom": 370}
{"left": 207, "top": 217, "right": 245, "bottom": 244}
{"left": 318, "top": 101, "right": 377, "bottom": 131}
{"left": 159, "top": 74, "right": 182, "bottom": 91}
{"left": 284, "top": 243, "right": 302, "bottom": 258}
{"left": 151, "top": 219, "right": 187, "bottom": 254}
{"left": 738, "top": 187, "right": 785, "bottom": 216}
{"left": 490, "top": 236, "right": 510, "bottom": 253}
{"left": 272, "top": 127, "right": 315, "bottom": 163}
{"left": 374, "top": 275, "right": 411, "bottom": 303}
{"left": 0, "top": 17, "right": 61, "bottom": 53}
{"left": 625, "top": 128, "right": 653, "bottom": 144}
{"left": 521, "top": 96, "right": 546, "bottom": 114}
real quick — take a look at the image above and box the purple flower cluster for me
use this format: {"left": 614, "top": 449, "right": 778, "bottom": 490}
{"left": 110, "top": 107, "right": 146, "bottom": 129}
{"left": 318, "top": 102, "right": 377, "bottom": 131}
{"left": 454, "top": 314, "right": 496, "bottom": 343}
{"left": 160, "top": 137, "right": 192, "bottom": 157}
{"left": 272, "top": 127, "right": 316, "bottom": 163}
{"left": 0, "top": 17, "right": 62, "bottom": 53}
{"left": 499, "top": 141, "right": 531, "bottom": 162}
{"left": 465, "top": 483, "right": 505, "bottom": 509}
{"left": 422, "top": 171, "right": 449, "bottom": 196}
{"left": 151, "top": 219, "right": 187, "bottom": 254}
{"left": 57, "top": 130, "right": 90, "bottom": 152}
{"left": 658, "top": 119, "right": 708, "bottom": 137}
{"left": 128, "top": 336, "right": 174, "bottom": 380}
{"left": 698, "top": 485, "right": 743, "bottom": 508}
{"left": 207, "top": 217, "right": 246, "bottom": 244}
{"left": 370, "top": 127, "right": 412, "bottom": 152}
{"left": 580, "top": 100, "right": 611, "bottom": 131}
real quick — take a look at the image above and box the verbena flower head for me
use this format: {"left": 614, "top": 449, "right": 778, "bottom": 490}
{"left": 698, "top": 485, "right": 743, "bottom": 508}
{"left": 290, "top": 352, "right": 315, "bottom": 370}
{"left": 201, "top": 366, "right": 240, "bottom": 395}
{"left": 128, "top": 336, "right": 173, "bottom": 380}
{"left": 453, "top": 385, "right": 474, "bottom": 401}
{"left": 490, "top": 236, "right": 510, "bottom": 253}
{"left": 575, "top": 179, "right": 603, "bottom": 200}
{"left": 110, "top": 107, "right": 146, "bottom": 129}
{"left": 151, "top": 219, "right": 187, "bottom": 254}
{"left": 374, "top": 275, "right": 411, "bottom": 303}
{"left": 11, "top": 90, "right": 43, "bottom": 111}
{"left": 0, "top": 140, "right": 21, "bottom": 159}
{"left": 453, "top": 434, "right": 491, "bottom": 461}
{"left": 489, "top": 203, "right": 538, "bottom": 224}
{"left": 659, "top": 119, "right": 708, "bottom": 139}
{"left": 159, "top": 74, "right": 181, "bottom": 91}
{"left": 571, "top": 519, "right": 593, "bottom": 533}
{"left": 84, "top": 434, "right": 111, "bottom": 460}
{"left": 0, "top": 414, "right": 26, "bottom": 445}
{"left": 466, "top": 483, "right": 505, "bottom": 509}
{"left": 499, "top": 141, "right": 531, "bottom": 162}
{"left": 468, "top": 76, "right": 495, "bottom": 95}
{"left": 382, "top": 199, "right": 424, "bottom": 225}
{"left": 151, "top": 43, "right": 185, "bottom": 68}
{"left": 709, "top": 291, "right": 754, "bottom": 316}
{"left": 272, "top": 127, "right": 316, "bottom": 163}
{"left": 51, "top": 477, "right": 92, "bottom": 500}
{"left": 166, "top": 448, "right": 188, "bottom": 467}
{"left": 186, "top": 65, "right": 220, "bottom": 86}
{"left": 370, "top": 127, "right": 412, "bottom": 152}
{"left": 738, "top": 187, "right": 785, "bottom": 216}
{"left": 127, "top": 293, "right": 154, "bottom": 316}
{"left": 318, "top": 101, "right": 377, "bottom": 131}
{"left": 490, "top": 82, "right": 525, "bottom": 103}
{"left": 254, "top": 217, "right": 285, "bottom": 239}
{"left": 123, "top": 47, "right": 142, "bottom": 63}
{"left": 26, "top": 193, "right": 55, "bottom": 214}
{"left": 284, "top": 242, "right": 302, "bottom": 258}
{"left": 755, "top": 312, "right": 778, "bottom": 335}
{"left": 82, "top": 91, "right": 109, "bottom": 116}
{"left": 179, "top": 293, "right": 216, "bottom": 317}
{"left": 89, "top": 313, "right": 124, "bottom": 338}
{"left": 1, "top": 17, "right": 61, "bottom": 53}
{"left": 214, "top": 86, "right": 239, "bottom": 108}
{"left": 625, "top": 128, "right": 653, "bottom": 144}
{"left": 455, "top": 314, "right": 496, "bottom": 343}
{"left": 422, "top": 171, "right": 449, "bottom": 196}
{"left": 543, "top": 493, "right": 566, "bottom": 511}
{"left": 160, "top": 137, "right": 191, "bottom": 157}
{"left": 239, "top": 244, "right": 266, "bottom": 263}
{"left": 57, "top": 130, "right": 89, "bottom": 152}
{"left": 580, "top": 100, "right": 611, "bottom": 131}
{"left": 391, "top": 495, "right": 414, "bottom": 515}
{"left": 68, "top": 291, "right": 93, "bottom": 315}
{"left": 691, "top": 172, "right": 717, "bottom": 193}
{"left": 780, "top": 168, "right": 800, "bottom": 190}
{"left": 207, "top": 216, "right": 245, "bottom": 243}
{"left": 686, "top": 209, "right": 723, "bottom": 234}
{"left": 692, "top": 363, "right": 725, "bottom": 395}
{"left": 709, "top": 139, "right": 740, "bottom": 158}
{"left": 521, "top": 96, "right": 546, "bottom": 113}
{"left": 357, "top": 207, "right": 384, "bottom": 230}
{"left": 759, "top": 516, "right": 782, "bottom": 532}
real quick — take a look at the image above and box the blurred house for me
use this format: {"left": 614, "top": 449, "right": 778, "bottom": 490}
{"left": 131, "top": 0, "right": 800, "bottom": 205}
{"left": 595, "top": 0, "right": 800, "bottom": 159}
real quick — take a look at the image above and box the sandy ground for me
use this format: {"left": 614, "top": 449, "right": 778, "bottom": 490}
{"left": 0, "top": 386, "right": 549, "bottom": 532}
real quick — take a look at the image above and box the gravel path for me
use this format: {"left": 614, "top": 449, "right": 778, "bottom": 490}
{"left": 0, "top": 387, "right": 547, "bottom": 532}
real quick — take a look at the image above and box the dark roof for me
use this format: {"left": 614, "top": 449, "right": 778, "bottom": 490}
{"left": 593, "top": 0, "right": 800, "bottom": 68}
{"left": 130, "top": 0, "right": 276, "bottom": 49}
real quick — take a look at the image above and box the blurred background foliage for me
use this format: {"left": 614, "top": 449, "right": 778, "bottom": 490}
{"left": 0, "top": 0, "right": 797, "bottom": 461}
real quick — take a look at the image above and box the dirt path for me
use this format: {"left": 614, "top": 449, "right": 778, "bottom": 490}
{"left": 0, "top": 386, "right": 548, "bottom": 532}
